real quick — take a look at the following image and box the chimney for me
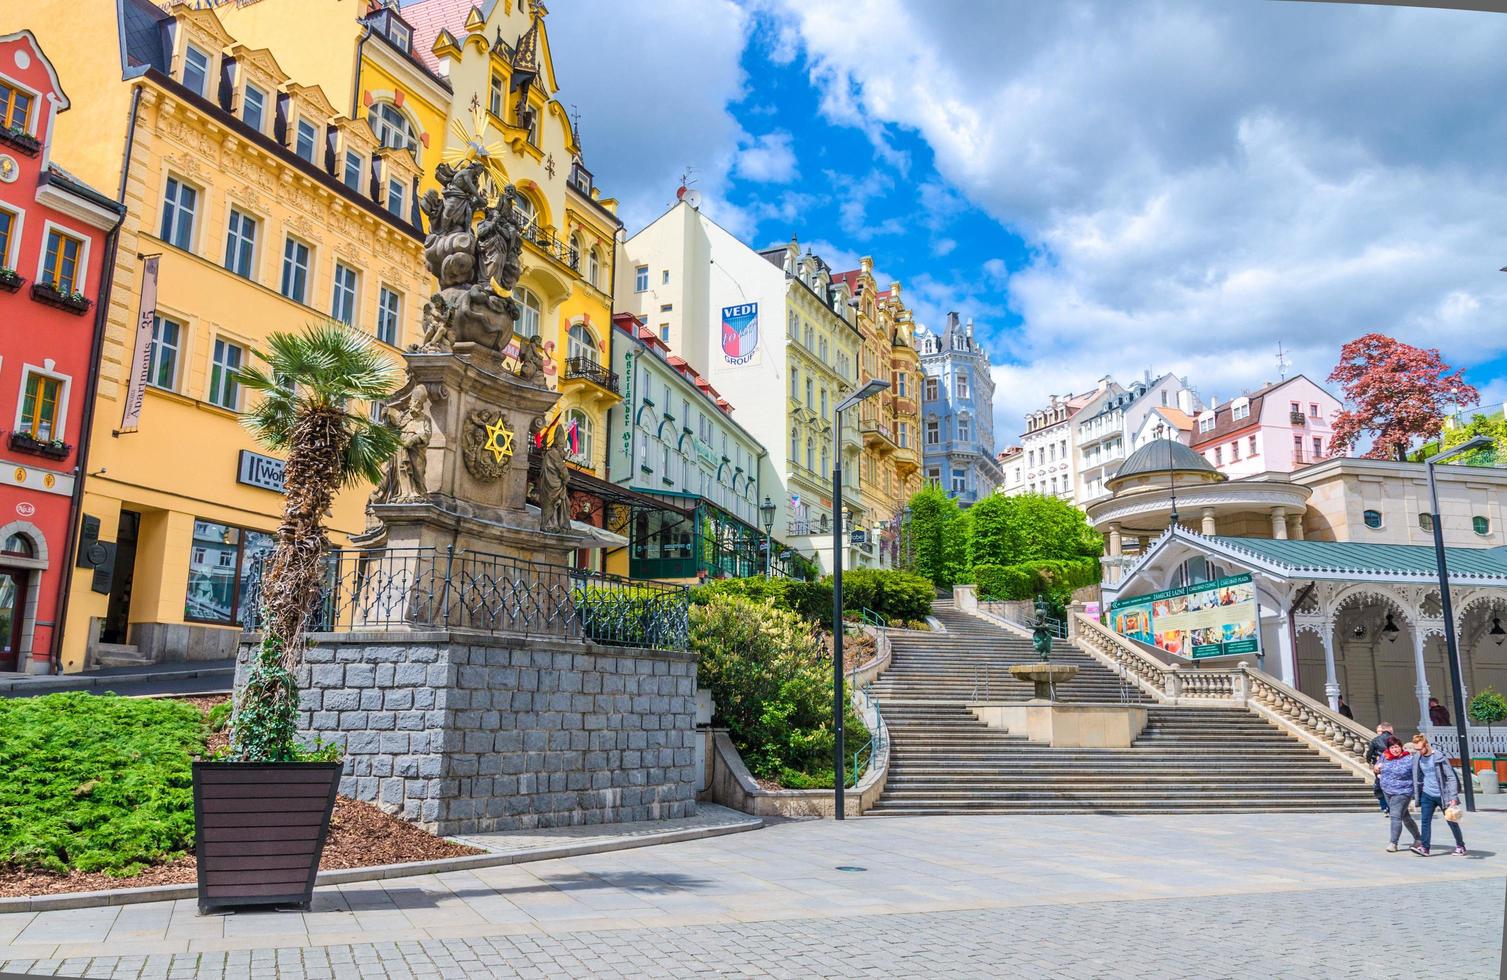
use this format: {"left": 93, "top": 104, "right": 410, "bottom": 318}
{"left": 965, "top": 317, "right": 974, "bottom": 340}
{"left": 1177, "top": 388, "right": 1193, "bottom": 414}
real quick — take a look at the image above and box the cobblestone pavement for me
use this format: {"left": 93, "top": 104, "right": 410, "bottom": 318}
{"left": 5, "top": 878, "right": 1501, "bottom": 978}
{"left": 3, "top": 812, "right": 1504, "bottom": 977}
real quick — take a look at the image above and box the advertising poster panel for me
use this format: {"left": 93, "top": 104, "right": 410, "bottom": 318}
{"left": 1109, "top": 573, "right": 1260, "bottom": 660}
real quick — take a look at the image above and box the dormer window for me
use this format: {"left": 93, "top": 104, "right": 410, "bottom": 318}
{"left": 183, "top": 44, "right": 211, "bottom": 98}
{"left": 387, "top": 19, "right": 411, "bottom": 52}
{"left": 1231, "top": 399, "right": 1250, "bottom": 421}
{"left": 368, "top": 102, "right": 418, "bottom": 161}
{"left": 242, "top": 84, "right": 266, "bottom": 133}
{"left": 0, "top": 81, "right": 34, "bottom": 134}
{"left": 1197, "top": 413, "right": 1215, "bottom": 434}
{"left": 343, "top": 150, "right": 366, "bottom": 192}
{"left": 295, "top": 118, "right": 319, "bottom": 164}
{"left": 386, "top": 176, "right": 407, "bottom": 218}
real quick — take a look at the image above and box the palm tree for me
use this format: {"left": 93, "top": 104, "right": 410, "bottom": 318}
{"left": 232, "top": 321, "right": 402, "bottom": 761}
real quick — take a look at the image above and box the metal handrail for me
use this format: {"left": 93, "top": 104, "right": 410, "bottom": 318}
{"left": 859, "top": 607, "right": 888, "bottom": 629}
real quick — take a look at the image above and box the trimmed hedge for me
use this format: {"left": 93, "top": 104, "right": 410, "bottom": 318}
{"left": 972, "top": 557, "right": 1100, "bottom": 602}
{"left": 691, "top": 569, "right": 933, "bottom": 627}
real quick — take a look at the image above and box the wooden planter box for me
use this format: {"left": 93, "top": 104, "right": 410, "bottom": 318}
{"left": 30, "top": 280, "right": 92, "bottom": 315}
{"left": 192, "top": 761, "right": 342, "bottom": 914}
{"left": 0, "top": 271, "right": 22, "bottom": 293}
{"left": 8, "top": 431, "right": 71, "bottom": 460}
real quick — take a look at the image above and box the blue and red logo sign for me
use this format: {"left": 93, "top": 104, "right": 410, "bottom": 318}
{"left": 721, "top": 303, "right": 758, "bottom": 365}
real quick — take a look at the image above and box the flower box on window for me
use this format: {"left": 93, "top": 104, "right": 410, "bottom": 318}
{"left": 0, "top": 126, "right": 40, "bottom": 157}
{"left": 9, "top": 431, "right": 71, "bottom": 460}
{"left": 0, "top": 268, "right": 22, "bottom": 293}
{"left": 30, "top": 280, "right": 92, "bottom": 315}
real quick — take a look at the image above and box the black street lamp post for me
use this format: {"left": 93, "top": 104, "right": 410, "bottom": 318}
{"left": 760, "top": 495, "right": 777, "bottom": 578}
{"left": 1426, "top": 434, "right": 1492, "bottom": 813}
{"left": 832, "top": 378, "right": 889, "bottom": 820}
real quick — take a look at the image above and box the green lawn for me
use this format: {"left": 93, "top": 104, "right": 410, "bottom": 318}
{"left": 0, "top": 693, "right": 205, "bottom": 876}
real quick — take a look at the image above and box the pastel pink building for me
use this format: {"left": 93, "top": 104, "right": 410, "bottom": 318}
{"left": 1189, "top": 375, "right": 1342, "bottom": 478}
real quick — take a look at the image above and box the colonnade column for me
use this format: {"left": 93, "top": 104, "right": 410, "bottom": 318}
{"left": 1108, "top": 522, "right": 1122, "bottom": 557}
{"left": 1270, "top": 507, "right": 1288, "bottom": 540}
{"left": 1411, "top": 627, "right": 1433, "bottom": 732}
{"left": 1200, "top": 507, "right": 1216, "bottom": 536}
{"left": 1320, "top": 626, "right": 1340, "bottom": 713}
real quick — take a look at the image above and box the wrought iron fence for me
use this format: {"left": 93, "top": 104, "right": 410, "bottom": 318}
{"left": 563, "top": 356, "right": 620, "bottom": 394}
{"left": 243, "top": 547, "right": 689, "bottom": 651}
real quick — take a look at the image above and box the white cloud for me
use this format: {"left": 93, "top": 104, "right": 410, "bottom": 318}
{"left": 767, "top": 0, "right": 1507, "bottom": 443}
{"left": 734, "top": 130, "right": 799, "bottom": 183}
{"left": 546, "top": 0, "right": 751, "bottom": 234}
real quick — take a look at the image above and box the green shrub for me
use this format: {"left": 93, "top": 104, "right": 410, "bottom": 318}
{"left": 0, "top": 693, "right": 205, "bottom": 876}
{"left": 973, "top": 557, "right": 1100, "bottom": 602}
{"left": 691, "top": 595, "right": 864, "bottom": 788}
{"left": 839, "top": 568, "right": 934, "bottom": 624}
{"left": 692, "top": 570, "right": 932, "bottom": 628}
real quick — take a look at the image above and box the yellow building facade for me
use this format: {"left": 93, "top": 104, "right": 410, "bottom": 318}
{"left": 31, "top": 1, "right": 429, "bottom": 670}
{"left": 419, "top": 0, "right": 623, "bottom": 495}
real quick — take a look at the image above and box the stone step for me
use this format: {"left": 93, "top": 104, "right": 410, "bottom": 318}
{"left": 89, "top": 643, "right": 153, "bottom": 668}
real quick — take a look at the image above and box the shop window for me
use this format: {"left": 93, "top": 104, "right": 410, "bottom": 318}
{"left": 183, "top": 520, "right": 274, "bottom": 626}
{"left": 0, "top": 80, "right": 34, "bottom": 133}
{"left": 43, "top": 228, "right": 83, "bottom": 293}
{"left": 1363, "top": 509, "right": 1383, "bottom": 529}
{"left": 19, "top": 372, "right": 62, "bottom": 441}
{"left": 149, "top": 315, "right": 182, "bottom": 391}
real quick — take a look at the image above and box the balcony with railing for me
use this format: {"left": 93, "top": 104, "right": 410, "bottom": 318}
{"left": 861, "top": 418, "right": 897, "bottom": 454}
{"left": 1289, "top": 410, "right": 1307, "bottom": 426}
{"left": 562, "top": 356, "right": 620, "bottom": 399}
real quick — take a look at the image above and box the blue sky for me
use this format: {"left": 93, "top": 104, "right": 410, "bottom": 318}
{"left": 547, "top": 0, "right": 1507, "bottom": 443}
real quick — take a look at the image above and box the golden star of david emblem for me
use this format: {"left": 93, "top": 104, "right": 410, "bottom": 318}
{"left": 483, "top": 416, "right": 514, "bottom": 463}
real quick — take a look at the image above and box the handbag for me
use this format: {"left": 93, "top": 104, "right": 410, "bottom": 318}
{"left": 1444, "top": 803, "right": 1464, "bottom": 823}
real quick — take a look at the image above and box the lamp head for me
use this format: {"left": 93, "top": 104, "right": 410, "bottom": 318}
{"left": 836, "top": 378, "right": 889, "bottom": 413}
{"left": 1427, "top": 434, "right": 1494, "bottom": 465}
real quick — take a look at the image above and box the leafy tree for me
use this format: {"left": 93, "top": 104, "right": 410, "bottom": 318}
{"left": 969, "top": 493, "right": 1101, "bottom": 567}
{"left": 907, "top": 485, "right": 968, "bottom": 589}
{"left": 231, "top": 322, "right": 402, "bottom": 762}
{"left": 1328, "top": 333, "right": 1479, "bottom": 461}
{"left": 1469, "top": 688, "right": 1507, "bottom": 745}
{"left": 1440, "top": 412, "right": 1506, "bottom": 466}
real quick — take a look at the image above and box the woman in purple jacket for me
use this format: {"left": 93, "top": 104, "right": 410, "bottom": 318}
{"left": 1375, "top": 742, "right": 1421, "bottom": 852}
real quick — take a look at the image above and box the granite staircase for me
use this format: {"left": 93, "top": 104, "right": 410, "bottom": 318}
{"left": 867, "top": 606, "right": 1375, "bottom": 814}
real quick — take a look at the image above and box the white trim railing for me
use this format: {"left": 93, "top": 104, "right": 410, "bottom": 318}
{"left": 1424, "top": 726, "right": 1507, "bottom": 762}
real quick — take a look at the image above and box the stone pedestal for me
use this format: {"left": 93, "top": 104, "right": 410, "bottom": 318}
{"left": 1008, "top": 663, "right": 1079, "bottom": 700}
{"left": 969, "top": 702, "right": 1149, "bottom": 748}
{"left": 358, "top": 343, "right": 589, "bottom": 565}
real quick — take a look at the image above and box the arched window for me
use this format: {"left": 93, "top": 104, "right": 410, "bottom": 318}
{"left": 790, "top": 429, "right": 799, "bottom": 463}
{"left": 512, "top": 194, "right": 538, "bottom": 238}
{"left": 568, "top": 233, "right": 581, "bottom": 271}
{"left": 565, "top": 409, "right": 593, "bottom": 465}
{"left": 568, "top": 323, "right": 599, "bottom": 365}
{"left": 820, "top": 445, "right": 829, "bottom": 475}
{"left": 806, "top": 437, "right": 815, "bottom": 472}
{"left": 587, "top": 248, "right": 600, "bottom": 289}
{"left": 515, "top": 285, "right": 542, "bottom": 340}
{"left": 367, "top": 102, "right": 419, "bottom": 161}
{"left": 2, "top": 532, "right": 34, "bottom": 558}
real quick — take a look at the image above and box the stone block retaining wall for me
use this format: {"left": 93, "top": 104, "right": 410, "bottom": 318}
{"left": 235, "top": 631, "right": 698, "bottom": 835}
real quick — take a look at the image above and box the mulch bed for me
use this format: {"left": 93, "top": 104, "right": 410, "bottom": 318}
{"left": 0, "top": 696, "right": 482, "bottom": 898}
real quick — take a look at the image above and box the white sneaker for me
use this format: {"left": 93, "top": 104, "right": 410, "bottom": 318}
{"left": 1386, "top": 843, "right": 1399, "bottom": 852}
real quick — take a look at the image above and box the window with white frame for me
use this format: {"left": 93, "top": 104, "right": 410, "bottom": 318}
{"left": 368, "top": 103, "right": 418, "bottom": 160}
{"left": 42, "top": 227, "right": 83, "bottom": 293}
{"left": 242, "top": 84, "right": 266, "bottom": 133}
{"left": 224, "top": 208, "right": 257, "bottom": 279}
{"left": 182, "top": 44, "right": 211, "bottom": 97}
{"left": 958, "top": 417, "right": 971, "bottom": 442}
{"left": 331, "top": 262, "right": 359, "bottom": 324}
{"left": 0, "top": 80, "right": 35, "bottom": 135}
{"left": 925, "top": 418, "right": 939, "bottom": 445}
{"left": 280, "top": 237, "right": 311, "bottom": 303}
{"left": 343, "top": 151, "right": 365, "bottom": 191}
{"left": 587, "top": 248, "right": 600, "bottom": 289}
{"left": 18, "top": 369, "right": 65, "bottom": 441}
{"left": 295, "top": 119, "right": 319, "bottom": 165}
{"left": 956, "top": 372, "right": 969, "bottom": 399}
{"left": 0, "top": 206, "right": 17, "bottom": 269}
{"left": 1231, "top": 399, "right": 1250, "bottom": 421}
{"left": 488, "top": 73, "right": 505, "bottom": 118}
{"left": 1198, "top": 414, "right": 1215, "bottom": 434}
{"left": 516, "top": 286, "right": 542, "bottom": 339}
{"left": 568, "top": 323, "right": 598, "bottom": 365}
{"left": 565, "top": 409, "right": 593, "bottom": 464}
{"left": 951, "top": 468, "right": 966, "bottom": 494}
{"left": 208, "top": 338, "right": 244, "bottom": 410}
{"left": 386, "top": 176, "right": 407, "bottom": 217}
{"left": 160, "top": 177, "right": 198, "bottom": 251}
{"left": 377, "top": 287, "right": 401, "bottom": 346}
{"left": 924, "top": 376, "right": 939, "bottom": 401}
{"left": 634, "top": 265, "right": 648, "bottom": 292}
{"left": 149, "top": 315, "right": 183, "bottom": 391}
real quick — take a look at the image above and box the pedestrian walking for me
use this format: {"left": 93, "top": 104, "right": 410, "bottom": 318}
{"left": 1375, "top": 742, "right": 1421, "bottom": 852}
{"left": 1428, "top": 698, "right": 1451, "bottom": 727}
{"left": 1409, "top": 734, "right": 1467, "bottom": 856}
{"left": 1365, "top": 722, "right": 1395, "bottom": 815}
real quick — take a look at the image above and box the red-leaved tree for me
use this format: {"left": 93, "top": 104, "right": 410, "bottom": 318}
{"left": 1328, "top": 333, "right": 1479, "bottom": 461}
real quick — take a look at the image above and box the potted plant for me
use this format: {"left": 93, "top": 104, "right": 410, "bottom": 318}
{"left": 0, "top": 267, "right": 22, "bottom": 293}
{"left": 1468, "top": 687, "right": 1507, "bottom": 785}
{"left": 194, "top": 321, "right": 400, "bottom": 914}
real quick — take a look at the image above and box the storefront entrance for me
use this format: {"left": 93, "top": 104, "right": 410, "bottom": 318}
{"left": 0, "top": 567, "right": 26, "bottom": 671}
{"left": 100, "top": 509, "right": 139, "bottom": 646}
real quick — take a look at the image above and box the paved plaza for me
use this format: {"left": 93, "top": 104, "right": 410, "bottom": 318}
{"left": 2, "top": 811, "right": 1504, "bottom": 978}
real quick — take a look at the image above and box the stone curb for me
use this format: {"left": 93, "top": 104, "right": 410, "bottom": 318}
{"left": 0, "top": 814, "right": 763, "bottom": 914}
{"left": 0, "top": 665, "right": 236, "bottom": 695}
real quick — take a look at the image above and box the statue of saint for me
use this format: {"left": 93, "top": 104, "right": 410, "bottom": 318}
{"left": 417, "top": 294, "right": 453, "bottom": 352}
{"left": 536, "top": 419, "right": 572, "bottom": 534}
{"left": 365, "top": 402, "right": 403, "bottom": 526}
{"left": 393, "top": 387, "right": 433, "bottom": 502}
{"left": 516, "top": 334, "right": 546, "bottom": 384}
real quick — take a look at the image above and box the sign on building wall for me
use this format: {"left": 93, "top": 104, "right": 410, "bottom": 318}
{"left": 1109, "top": 573, "right": 1260, "bottom": 660}
{"left": 721, "top": 303, "right": 758, "bottom": 366}
{"left": 237, "top": 450, "right": 286, "bottom": 493}
{"left": 119, "top": 254, "right": 161, "bottom": 433}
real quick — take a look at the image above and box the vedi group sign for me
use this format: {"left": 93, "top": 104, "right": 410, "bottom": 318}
{"left": 1109, "top": 573, "right": 1260, "bottom": 660}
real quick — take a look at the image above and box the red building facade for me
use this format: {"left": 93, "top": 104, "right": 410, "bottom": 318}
{"left": 0, "top": 32, "right": 123, "bottom": 672}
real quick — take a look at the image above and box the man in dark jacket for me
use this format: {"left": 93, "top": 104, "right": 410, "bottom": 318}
{"left": 1428, "top": 698, "right": 1451, "bottom": 727}
{"left": 1365, "top": 722, "right": 1395, "bottom": 814}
